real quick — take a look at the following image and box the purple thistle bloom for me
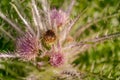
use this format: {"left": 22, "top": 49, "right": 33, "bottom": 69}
{"left": 16, "top": 32, "right": 39, "bottom": 60}
{"left": 50, "top": 9, "right": 68, "bottom": 27}
{"left": 50, "top": 51, "right": 64, "bottom": 67}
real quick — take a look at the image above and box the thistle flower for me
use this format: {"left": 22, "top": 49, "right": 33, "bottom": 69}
{"left": 16, "top": 32, "right": 39, "bottom": 60}
{"left": 50, "top": 51, "right": 64, "bottom": 67}
{"left": 50, "top": 9, "right": 68, "bottom": 28}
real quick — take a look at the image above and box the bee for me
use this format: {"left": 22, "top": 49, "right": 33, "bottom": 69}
{"left": 43, "top": 29, "right": 57, "bottom": 45}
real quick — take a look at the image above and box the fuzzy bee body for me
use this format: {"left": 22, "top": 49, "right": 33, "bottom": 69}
{"left": 43, "top": 30, "right": 56, "bottom": 44}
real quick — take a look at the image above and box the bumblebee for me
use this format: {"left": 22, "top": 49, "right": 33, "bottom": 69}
{"left": 43, "top": 30, "right": 56, "bottom": 43}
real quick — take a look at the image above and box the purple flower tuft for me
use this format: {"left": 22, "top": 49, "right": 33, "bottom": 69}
{"left": 50, "top": 9, "right": 68, "bottom": 27}
{"left": 50, "top": 52, "right": 64, "bottom": 67}
{"left": 16, "top": 32, "right": 39, "bottom": 60}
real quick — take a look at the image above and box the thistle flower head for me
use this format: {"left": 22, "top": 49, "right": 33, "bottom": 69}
{"left": 50, "top": 51, "right": 64, "bottom": 67}
{"left": 16, "top": 32, "right": 39, "bottom": 60}
{"left": 50, "top": 9, "right": 68, "bottom": 27}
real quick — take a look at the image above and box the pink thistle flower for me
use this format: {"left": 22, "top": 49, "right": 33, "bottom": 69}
{"left": 50, "top": 51, "right": 64, "bottom": 67}
{"left": 16, "top": 32, "right": 39, "bottom": 60}
{"left": 50, "top": 9, "right": 68, "bottom": 27}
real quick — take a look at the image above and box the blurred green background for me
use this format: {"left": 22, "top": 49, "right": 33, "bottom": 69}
{"left": 0, "top": 0, "right": 120, "bottom": 80}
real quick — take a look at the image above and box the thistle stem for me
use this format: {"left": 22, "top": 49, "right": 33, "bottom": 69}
{"left": 66, "top": 0, "right": 76, "bottom": 16}
{"left": 60, "top": 7, "right": 88, "bottom": 43}
{"left": 74, "top": 13, "right": 119, "bottom": 38}
{"left": 10, "top": 3, "right": 35, "bottom": 35}
{"left": 0, "top": 24, "right": 15, "bottom": 40}
{"left": 0, "top": 54, "right": 18, "bottom": 58}
{"left": 31, "top": 0, "right": 44, "bottom": 38}
{"left": 72, "top": 32, "right": 120, "bottom": 48}
{"left": 0, "top": 11, "right": 23, "bottom": 34}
